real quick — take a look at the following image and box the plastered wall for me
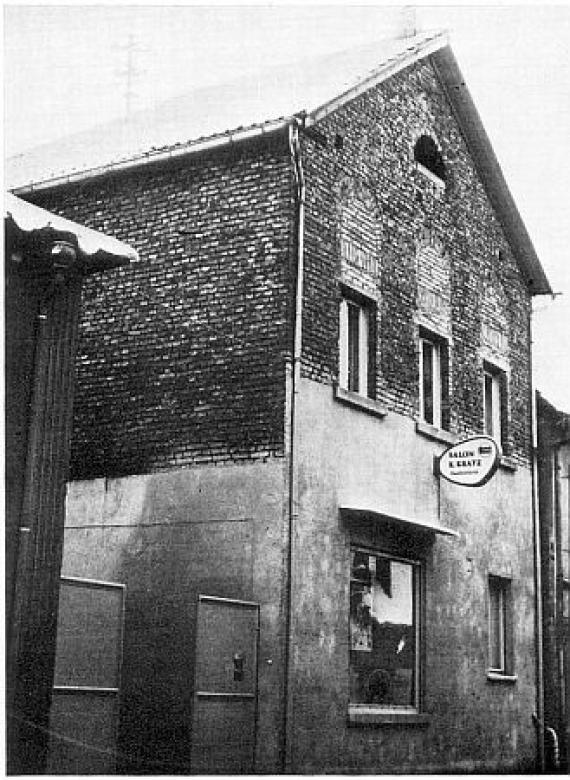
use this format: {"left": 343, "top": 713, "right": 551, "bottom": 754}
{"left": 63, "top": 460, "right": 288, "bottom": 773}
{"left": 288, "top": 378, "right": 536, "bottom": 773}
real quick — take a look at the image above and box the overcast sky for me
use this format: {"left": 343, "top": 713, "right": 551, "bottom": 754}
{"left": 4, "top": 2, "right": 570, "bottom": 411}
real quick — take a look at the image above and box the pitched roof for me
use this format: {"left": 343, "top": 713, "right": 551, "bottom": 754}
{"left": 6, "top": 29, "right": 551, "bottom": 294}
{"left": 5, "top": 30, "right": 446, "bottom": 192}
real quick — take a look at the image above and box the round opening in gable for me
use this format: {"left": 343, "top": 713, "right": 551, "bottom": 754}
{"left": 414, "top": 135, "right": 446, "bottom": 182}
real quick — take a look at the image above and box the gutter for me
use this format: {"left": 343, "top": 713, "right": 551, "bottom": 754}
{"left": 10, "top": 119, "right": 292, "bottom": 195}
{"left": 10, "top": 32, "right": 448, "bottom": 198}
{"left": 282, "top": 117, "right": 305, "bottom": 774}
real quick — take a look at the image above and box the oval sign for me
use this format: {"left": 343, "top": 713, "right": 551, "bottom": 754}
{"left": 436, "top": 435, "right": 501, "bottom": 487}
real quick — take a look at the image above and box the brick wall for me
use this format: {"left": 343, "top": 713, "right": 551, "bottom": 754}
{"left": 300, "top": 57, "right": 532, "bottom": 463}
{"left": 30, "top": 55, "right": 534, "bottom": 477}
{"left": 33, "top": 137, "right": 295, "bottom": 478}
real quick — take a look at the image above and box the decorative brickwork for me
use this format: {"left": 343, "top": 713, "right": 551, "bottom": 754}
{"left": 22, "top": 47, "right": 543, "bottom": 776}
{"left": 30, "top": 57, "right": 533, "bottom": 478}
{"left": 300, "top": 58, "right": 532, "bottom": 463}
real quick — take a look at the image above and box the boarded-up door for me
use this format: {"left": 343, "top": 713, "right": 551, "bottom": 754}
{"left": 191, "top": 595, "right": 259, "bottom": 774}
{"left": 47, "top": 577, "right": 125, "bottom": 774}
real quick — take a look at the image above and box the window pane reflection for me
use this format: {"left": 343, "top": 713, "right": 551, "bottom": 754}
{"left": 350, "top": 550, "right": 417, "bottom": 708}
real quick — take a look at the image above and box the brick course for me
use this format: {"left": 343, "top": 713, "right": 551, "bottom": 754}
{"left": 24, "top": 49, "right": 541, "bottom": 776}
{"left": 33, "top": 139, "right": 295, "bottom": 478}
{"left": 301, "top": 58, "right": 532, "bottom": 463}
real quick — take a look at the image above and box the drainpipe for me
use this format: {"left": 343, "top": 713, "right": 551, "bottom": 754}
{"left": 530, "top": 307, "right": 545, "bottom": 772}
{"left": 547, "top": 725, "right": 560, "bottom": 770}
{"left": 282, "top": 118, "right": 305, "bottom": 774}
{"left": 553, "top": 446, "right": 565, "bottom": 768}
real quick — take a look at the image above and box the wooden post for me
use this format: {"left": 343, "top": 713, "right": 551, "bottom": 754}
{"left": 6, "top": 256, "right": 83, "bottom": 774}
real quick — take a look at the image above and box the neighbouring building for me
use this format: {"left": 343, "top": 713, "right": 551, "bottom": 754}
{"left": 7, "top": 30, "right": 553, "bottom": 774}
{"left": 537, "top": 392, "right": 570, "bottom": 772}
{"left": 4, "top": 194, "right": 136, "bottom": 774}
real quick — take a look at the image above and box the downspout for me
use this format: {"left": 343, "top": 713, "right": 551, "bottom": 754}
{"left": 553, "top": 444, "right": 564, "bottom": 769}
{"left": 530, "top": 306, "right": 545, "bottom": 772}
{"left": 546, "top": 726, "right": 560, "bottom": 770}
{"left": 282, "top": 118, "right": 305, "bottom": 774}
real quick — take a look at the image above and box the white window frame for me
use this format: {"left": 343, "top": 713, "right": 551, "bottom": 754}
{"left": 339, "top": 295, "right": 370, "bottom": 397}
{"left": 488, "top": 575, "right": 512, "bottom": 676}
{"left": 484, "top": 367, "right": 503, "bottom": 446}
{"left": 349, "top": 546, "right": 422, "bottom": 713}
{"left": 419, "top": 335, "right": 442, "bottom": 428}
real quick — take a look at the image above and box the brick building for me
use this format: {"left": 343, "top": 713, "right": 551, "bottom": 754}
{"left": 8, "top": 31, "right": 552, "bottom": 773}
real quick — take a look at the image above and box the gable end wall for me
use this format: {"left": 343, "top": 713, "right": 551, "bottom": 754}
{"left": 301, "top": 57, "right": 532, "bottom": 464}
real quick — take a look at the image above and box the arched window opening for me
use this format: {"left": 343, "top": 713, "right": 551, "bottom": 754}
{"left": 414, "top": 135, "right": 446, "bottom": 182}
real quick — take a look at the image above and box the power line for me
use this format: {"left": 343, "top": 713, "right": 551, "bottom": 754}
{"left": 116, "top": 33, "right": 149, "bottom": 118}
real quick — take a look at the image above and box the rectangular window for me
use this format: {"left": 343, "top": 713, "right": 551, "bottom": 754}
{"left": 483, "top": 364, "right": 505, "bottom": 447}
{"left": 419, "top": 331, "right": 448, "bottom": 429}
{"left": 488, "top": 575, "right": 513, "bottom": 675}
{"left": 349, "top": 547, "right": 420, "bottom": 710}
{"left": 339, "top": 293, "right": 373, "bottom": 397}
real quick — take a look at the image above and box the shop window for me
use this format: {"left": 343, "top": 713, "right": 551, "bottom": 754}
{"left": 483, "top": 363, "right": 507, "bottom": 448}
{"left": 488, "top": 575, "right": 514, "bottom": 676}
{"left": 349, "top": 547, "right": 421, "bottom": 710}
{"left": 414, "top": 135, "right": 446, "bottom": 183}
{"left": 339, "top": 292, "right": 374, "bottom": 397}
{"left": 419, "top": 330, "right": 449, "bottom": 430}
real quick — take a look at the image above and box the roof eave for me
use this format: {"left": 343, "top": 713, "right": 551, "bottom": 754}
{"left": 10, "top": 118, "right": 293, "bottom": 197}
{"left": 431, "top": 45, "right": 552, "bottom": 296}
{"left": 9, "top": 34, "right": 552, "bottom": 297}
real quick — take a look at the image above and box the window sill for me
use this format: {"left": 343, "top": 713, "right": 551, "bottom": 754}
{"left": 486, "top": 671, "right": 518, "bottom": 684}
{"left": 348, "top": 707, "right": 431, "bottom": 726}
{"left": 415, "top": 420, "right": 456, "bottom": 445}
{"left": 415, "top": 162, "right": 446, "bottom": 191}
{"left": 499, "top": 455, "right": 517, "bottom": 472}
{"left": 333, "top": 384, "right": 387, "bottom": 419}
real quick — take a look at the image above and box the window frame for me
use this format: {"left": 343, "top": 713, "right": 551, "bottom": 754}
{"left": 339, "top": 289, "right": 375, "bottom": 399}
{"left": 419, "top": 329, "right": 449, "bottom": 431}
{"left": 487, "top": 574, "right": 514, "bottom": 679}
{"left": 483, "top": 362, "right": 506, "bottom": 448}
{"left": 413, "top": 135, "right": 446, "bottom": 184}
{"left": 348, "top": 545, "right": 422, "bottom": 714}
